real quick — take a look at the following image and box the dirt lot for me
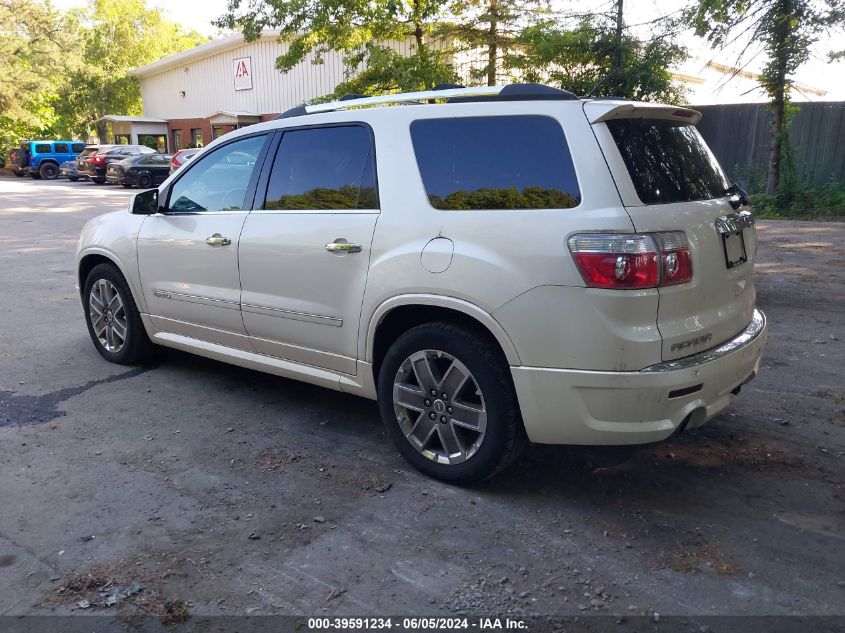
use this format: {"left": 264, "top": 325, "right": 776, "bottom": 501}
{"left": 0, "top": 175, "right": 843, "bottom": 626}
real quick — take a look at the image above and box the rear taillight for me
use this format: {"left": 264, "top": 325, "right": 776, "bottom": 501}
{"left": 568, "top": 232, "right": 692, "bottom": 289}
{"left": 91, "top": 155, "right": 104, "bottom": 164}
{"left": 653, "top": 231, "right": 692, "bottom": 285}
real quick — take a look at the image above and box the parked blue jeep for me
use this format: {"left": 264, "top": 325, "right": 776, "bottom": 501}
{"left": 14, "top": 140, "right": 86, "bottom": 180}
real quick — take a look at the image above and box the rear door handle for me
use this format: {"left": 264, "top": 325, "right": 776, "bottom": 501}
{"left": 325, "top": 240, "right": 362, "bottom": 254}
{"left": 206, "top": 233, "right": 232, "bottom": 247}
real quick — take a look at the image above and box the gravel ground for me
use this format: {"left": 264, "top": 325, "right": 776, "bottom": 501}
{"left": 0, "top": 175, "right": 843, "bottom": 626}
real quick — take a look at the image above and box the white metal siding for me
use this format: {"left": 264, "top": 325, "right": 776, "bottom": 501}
{"left": 140, "top": 37, "right": 419, "bottom": 119}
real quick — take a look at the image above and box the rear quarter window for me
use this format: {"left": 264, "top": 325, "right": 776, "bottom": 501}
{"left": 606, "top": 119, "right": 729, "bottom": 204}
{"left": 72, "top": 143, "right": 85, "bottom": 153}
{"left": 54, "top": 143, "right": 69, "bottom": 153}
{"left": 410, "top": 115, "right": 580, "bottom": 210}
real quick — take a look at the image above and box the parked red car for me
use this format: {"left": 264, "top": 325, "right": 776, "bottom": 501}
{"left": 169, "top": 148, "right": 201, "bottom": 174}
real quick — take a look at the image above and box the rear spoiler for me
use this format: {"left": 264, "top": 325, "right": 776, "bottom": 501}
{"left": 585, "top": 101, "right": 702, "bottom": 125}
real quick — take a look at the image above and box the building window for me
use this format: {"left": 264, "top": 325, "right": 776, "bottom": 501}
{"left": 173, "top": 129, "right": 183, "bottom": 150}
{"left": 190, "top": 128, "right": 204, "bottom": 148}
{"left": 114, "top": 134, "right": 130, "bottom": 145}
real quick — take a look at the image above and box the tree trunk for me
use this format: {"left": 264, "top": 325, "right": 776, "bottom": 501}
{"left": 412, "top": 0, "right": 425, "bottom": 51}
{"left": 614, "top": 0, "right": 624, "bottom": 71}
{"left": 766, "top": 88, "right": 784, "bottom": 194}
{"left": 487, "top": 0, "right": 498, "bottom": 86}
{"left": 766, "top": 0, "right": 791, "bottom": 194}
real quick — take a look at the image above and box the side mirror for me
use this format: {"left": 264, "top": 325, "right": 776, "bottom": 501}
{"left": 131, "top": 189, "right": 159, "bottom": 215}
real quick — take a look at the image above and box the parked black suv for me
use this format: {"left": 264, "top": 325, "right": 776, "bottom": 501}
{"left": 77, "top": 145, "right": 156, "bottom": 184}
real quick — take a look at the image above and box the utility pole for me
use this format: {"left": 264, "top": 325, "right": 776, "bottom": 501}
{"left": 614, "top": 0, "right": 624, "bottom": 71}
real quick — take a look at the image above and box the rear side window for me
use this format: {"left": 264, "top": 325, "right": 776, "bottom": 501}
{"left": 54, "top": 143, "right": 69, "bottom": 153}
{"left": 35, "top": 144, "right": 51, "bottom": 154}
{"left": 411, "top": 116, "right": 580, "bottom": 210}
{"left": 72, "top": 143, "right": 85, "bottom": 153}
{"left": 263, "top": 125, "right": 378, "bottom": 210}
{"left": 606, "top": 119, "right": 729, "bottom": 205}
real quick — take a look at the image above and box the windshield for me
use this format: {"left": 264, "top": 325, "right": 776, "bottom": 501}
{"left": 606, "top": 119, "right": 729, "bottom": 205}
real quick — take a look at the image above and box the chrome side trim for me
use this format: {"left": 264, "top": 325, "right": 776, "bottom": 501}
{"left": 150, "top": 289, "right": 240, "bottom": 310}
{"left": 642, "top": 309, "right": 766, "bottom": 373}
{"left": 241, "top": 303, "right": 343, "bottom": 327}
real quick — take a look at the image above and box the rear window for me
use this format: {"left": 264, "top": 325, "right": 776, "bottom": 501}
{"left": 606, "top": 119, "right": 729, "bottom": 205}
{"left": 80, "top": 147, "right": 99, "bottom": 157}
{"left": 72, "top": 143, "right": 85, "bottom": 153}
{"left": 410, "top": 115, "right": 580, "bottom": 210}
{"left": 34, "top": 144, "right": 51, "bottom": 154}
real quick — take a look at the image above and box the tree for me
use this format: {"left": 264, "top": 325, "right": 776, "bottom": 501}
{"left": 53, "top": 0, "right": 207, "bottom": 141}
{"left": 446, "top": 0, "right": 551, "bottom": 85}
{"left": 216, "top": 0, "right": 458, "bottom": 97}
{"left": 0, "top": 0, "right": 77, "bottom": 149}
{"left": 505, "top": 18, "right": 687, "bottom": 101}
{"left": 689, "top": 0, "right": 845, "bottom": 193}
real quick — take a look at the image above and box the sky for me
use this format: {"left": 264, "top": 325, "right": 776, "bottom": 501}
{"left": 52, "top": 0, "right": 845, "bottom": 99}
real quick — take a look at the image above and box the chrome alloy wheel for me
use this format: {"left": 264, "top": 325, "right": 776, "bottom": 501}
{"left": 393, "top": 350, "right": 488, "bottom": 465}
{"left": 89, "top": 279, "right": 128, "bottom": 353}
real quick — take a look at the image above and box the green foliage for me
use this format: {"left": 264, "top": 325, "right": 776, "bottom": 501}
{"left": 506, "top": 19, "right": 687, "bottom": 101}
{"left": 752, "top": 183, "right": 845, "bottom": 219}
{"left": 428, "top": 186, "right": 579, "bottom": 210}
{"left": 687, "top": 0, "right": 844, "bottom": 192}
{"left": 0, "top": 0, "right": 205, "bottom": 149}
{"left": 265, "top": 185, "right": 378, "bottom": 209}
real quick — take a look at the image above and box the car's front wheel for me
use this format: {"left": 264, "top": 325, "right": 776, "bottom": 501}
{"left": 378, "top": 322, "right": 526, "bottom": 485}
{"left": 137, "top": 174, "right": 153, "bottom": 188}
{"left": 83, "top": 263, "right": 155, "bottom": 364}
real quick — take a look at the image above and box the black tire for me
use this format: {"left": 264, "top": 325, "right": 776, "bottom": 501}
{"left": 137, "top": 174, "right": 152, "bottom": 188}
{"left": 377, "top": 322, "right": 526, "bottom": 485}
{"left": 29, "top": 172, "right": 41, "bottom": 179}
{"left": 83, "top": 263, "right": 155, "bottom": 365}
{"left": 92, "top": 177, "right": 106, "bottom": 184}
{"left": 122, "top": 183, "right": 133, "bottom": 188}
{"left": 14, "top": 171, "right": 26, "bottom": 178}
{"left": 68, "top": 176, "right": 79, "bottom": 182}
{"left": 39, "top": 162, "right": 59, "bottom": 179}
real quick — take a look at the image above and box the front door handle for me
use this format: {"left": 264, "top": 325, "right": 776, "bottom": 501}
{"left": 325, "top": 240, "right": 362, "bottom": 254}
{"left": 206, "top": 233, "right": 232, "bottom": 247}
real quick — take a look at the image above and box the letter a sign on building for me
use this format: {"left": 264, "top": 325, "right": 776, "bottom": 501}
{"left": 233, "top": 57, "right": 253, "bottom": 91}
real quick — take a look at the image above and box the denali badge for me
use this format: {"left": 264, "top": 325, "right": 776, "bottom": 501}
{"left": 671, "top": 333, "right": 712, "bottom": 352}
{"left": 152, "top": 289, "right": 171, "bottom": 299}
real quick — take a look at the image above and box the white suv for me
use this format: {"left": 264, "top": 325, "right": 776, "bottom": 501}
{"left": 76, "top": 84, "right": 767, "bottom": 484}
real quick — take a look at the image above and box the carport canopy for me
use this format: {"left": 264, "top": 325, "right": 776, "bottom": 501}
{"left": 95, "top": 115, "right": 169, "bottom": 151}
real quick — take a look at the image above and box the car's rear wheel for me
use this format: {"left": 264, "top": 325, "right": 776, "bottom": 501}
{"left": 14, "top": 171, "right": 26, "bottom": 178}
{"left": 377, "top": 322, "right": 526, "bottom": 485}
{"left": 137, "top": 174, "right": 152, "bottom": 188}
{"left": 68, "top": 176, "right": 79, "bottom": 182}
{"left": 39, "top": 163, "right": 59, "bottom": 179}
{"left": 83, "top": 263, "right": 155, "bottom": 365}
{"left": 92, "top": 177, "right": 105, "bottom": 184}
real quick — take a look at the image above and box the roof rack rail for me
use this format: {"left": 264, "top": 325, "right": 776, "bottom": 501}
{"left": 275, "top": 83, "right": 578, "bottom": 119}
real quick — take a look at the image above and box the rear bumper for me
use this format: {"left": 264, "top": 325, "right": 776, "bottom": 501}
{"left": 512, "top": 309, "right": 767, "bottom": 445}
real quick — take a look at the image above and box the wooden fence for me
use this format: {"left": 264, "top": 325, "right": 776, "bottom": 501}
{"left": 694, "top": 101, "right": 845, "bottom": 189}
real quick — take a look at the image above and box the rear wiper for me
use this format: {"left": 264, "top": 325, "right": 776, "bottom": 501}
{"left": 725, "top": 183, "right": 750, "bottom": 210}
